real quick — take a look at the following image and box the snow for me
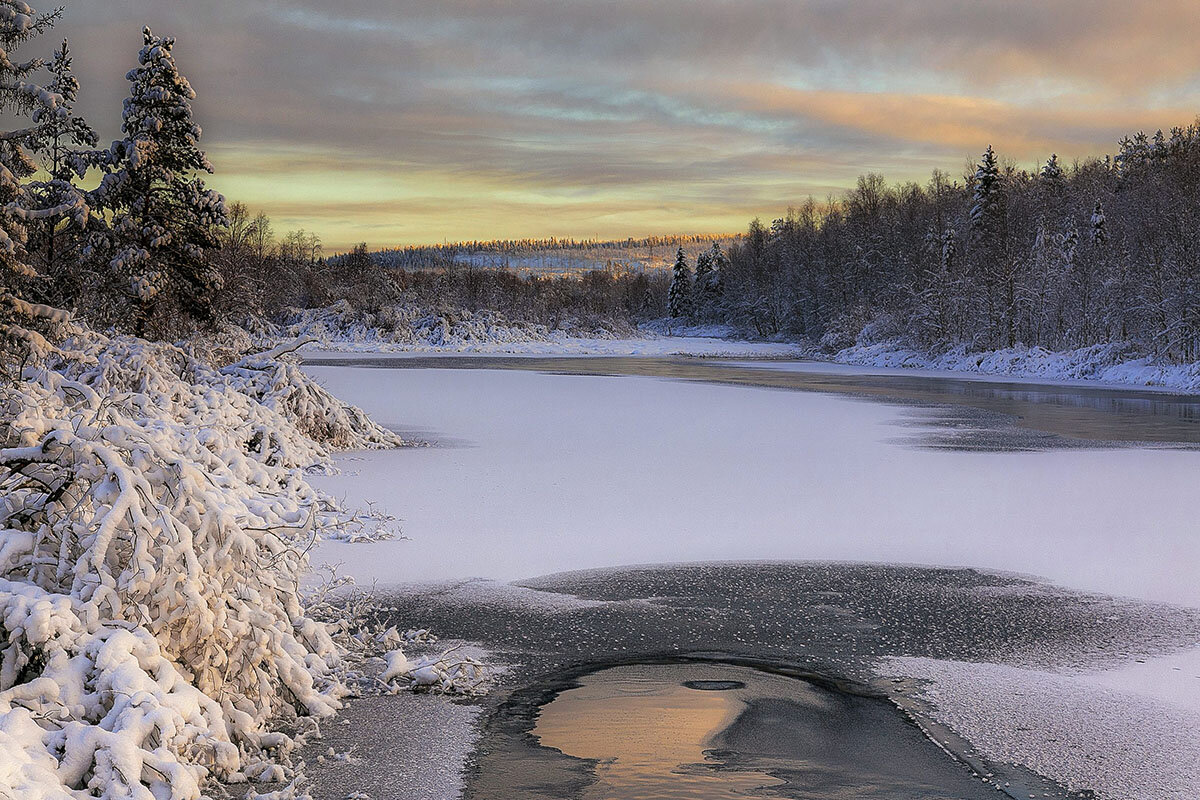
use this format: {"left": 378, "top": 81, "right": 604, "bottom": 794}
{"left": 880, "top": 654, "right": 1200, "bottom": 800}
{"left": 722, "top": 357, "right": 1200, "bottom": 394}
{"left": 305, "top": 360, "right": 1200, "bottom": 798}
{"left": 272, "top": 302, "right": 801, "bottom": 357}
{"left": 305, "top": 364, "right": 1200, "bottom": 608}
{"left": 302, "top": 334, "right": 799, "bottom": 357}
{"left": 827, "top": 340, "right": 1200, "bottom": 394}
{"left": 283, "top": 298, "right": 1200, "bottom": 391}
{"left": 0, "top": 329, "right": 401, "bottom": 800}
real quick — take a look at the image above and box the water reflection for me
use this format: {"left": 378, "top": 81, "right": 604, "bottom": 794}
{"left": 533, "top": 664, "right": 782, "bottom": 800}
{"left": 532, "top": 662, "right": 1010, "bottom": 800}
{"left": 309, "top": 355, "right": 1200, "bottom": 447}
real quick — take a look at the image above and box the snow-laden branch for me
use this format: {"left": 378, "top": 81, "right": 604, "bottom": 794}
{"left": 0, "top": 329, "right": 404, "bottom": 800}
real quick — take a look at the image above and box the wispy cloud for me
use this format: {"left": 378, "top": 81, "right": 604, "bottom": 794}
{"left": 52, "top": 0, "right": 1200, "bottom": 248}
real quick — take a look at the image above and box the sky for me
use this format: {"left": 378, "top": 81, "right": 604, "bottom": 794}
{"left": 53, "top": 1, "right": 1200, "bottom": 251}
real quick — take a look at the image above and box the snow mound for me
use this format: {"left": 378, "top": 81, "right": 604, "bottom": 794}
{"left": 0, "top": 329, "right": 401, "bottom": 800}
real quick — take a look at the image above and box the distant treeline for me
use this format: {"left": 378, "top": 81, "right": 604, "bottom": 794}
{"left": 373, "top": 233, "right": 738, "bottom": 271}
{"left": 695, "top": 125, "right": 1200, "bottom": 361}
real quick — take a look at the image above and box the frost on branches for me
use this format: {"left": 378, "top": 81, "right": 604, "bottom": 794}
{"left": 0, "top": 328, "right": 404, "bottom": 800}
{"left": 0, "top": 2, "right": 80, "bottom": 368}
{"left": 90, "top": 27, "right": 227, "bottom": 334}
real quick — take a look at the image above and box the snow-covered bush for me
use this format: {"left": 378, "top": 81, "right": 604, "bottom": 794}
{"left": 0, "top": 328, "right": 401, "bottom": 799}
{"left": 267, "top": 300, "right": 628, "bottom": 352}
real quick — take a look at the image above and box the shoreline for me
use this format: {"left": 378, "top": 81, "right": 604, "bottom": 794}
{"left": 307, "top": 561, "right": 1200, "bottom": 800}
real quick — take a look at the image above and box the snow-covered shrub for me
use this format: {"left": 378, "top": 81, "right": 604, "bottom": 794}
{"left": 380, "top": 647, "right": 491, "bottom": 696}
{"left": 266, "top": 300, "right": 630, "bottom": 353}
{"left": 0, "top": 328, "right": 401, "bottom": 799}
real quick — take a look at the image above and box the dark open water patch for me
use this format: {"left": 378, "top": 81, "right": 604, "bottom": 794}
{"left": 682, "top": 678, "right": 745, "bottom": 690}
{"left": 473, "top": 656, "right": 1081, "bottom": 800}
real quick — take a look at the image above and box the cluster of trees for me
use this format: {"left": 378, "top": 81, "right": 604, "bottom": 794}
{"left": 0, "top": 6, "right": 228, "bottom": 361}
{"left": 707, "top": 129, "right": 1200, "bottom": 362}
{"left": 377, "top": 233, "right": 733, "bottom": 270}
{"left": 667, "top": 243, "right": 727, "bottom": 320}
{"left": 209, "top": 205, "right": 397, "bottom": 322}
{"left": 387, "top": 261, "right": 665, "bottom": 331}
{"left": 0, "top": 4, "right": 387, "bottom": 364}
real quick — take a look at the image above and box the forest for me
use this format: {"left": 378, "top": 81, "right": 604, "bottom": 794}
{"left": 4, "top": 1, "right": 1200, "bottom": 369}
{"left": 707, "top": 135, "right": 1200, "bottom": 362}
{"left": 5, "top": 0, "right": 1198, "bottom": 368}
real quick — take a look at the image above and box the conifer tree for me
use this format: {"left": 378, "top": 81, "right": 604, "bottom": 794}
{"left": 0, "top": 2, "right": 72, "bottom": 366}
{"left": 970, "top": 145, "right": 1003, "bottom": 238}
{"left": 667, "top": 246, "right": 692, "bottom": 319}
{"left": 1090, "top": 201, "right": 1107, "bottom": 247}
{"left": 1039, "top": 154, "right": 1065, "bottom": 189}
{"left": 26, "top": 38, "right": 98, "bottom": 296}
{"left": 708, "top": 242, "right": 726, "bottom": 302}
{"left": 93, "top": 27, "right": 227, "bottom": 335}
{"left": 693, "top": 249, "right": 713, "bottom": 316}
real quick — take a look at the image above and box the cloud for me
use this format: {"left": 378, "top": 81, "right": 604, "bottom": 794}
{"left": 47, "top": 0, "right": 1200, "bottom": 247}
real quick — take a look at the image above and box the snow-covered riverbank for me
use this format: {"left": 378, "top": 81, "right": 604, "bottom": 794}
{"left": 823, "top": 340, "right": 1200, "bottom": 394}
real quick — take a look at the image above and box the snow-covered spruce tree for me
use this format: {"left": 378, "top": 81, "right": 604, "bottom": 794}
{"left": 26, "top": 38, "right": 99, "bottom": 305}
{"left": 708, "top": 241, "right": 726, "bottom": 302}
{"left": 0, "top": 2, "right": 73, "bottom": 371}
{"left": 667, "top": 246, "right": 692, "bottom": 319}
{"left": 693, "top": 248, "right": 713, "bottom": 317}
{"left": 1090, "top": 200, "right": 1107, "bottom": 247}
{"left": 1039, "top": 153, "right": 1065, "bottom": 189}
{"left": 92, "top": 27, "right": 227, "bottom": 336}
{"left": 970, "top": 145, "right": 1003, "bottom": 238}
{"left": 969, "top": 145, "right": 1009, "bottom": 345}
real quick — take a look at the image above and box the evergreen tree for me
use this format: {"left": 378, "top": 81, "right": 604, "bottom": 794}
{"left": 708, "top": 242, "right": 726, "bottom": 302}
{"left": 940, "top": 228, "right": 957, "bottom": 273}
{"left": 1039, "top": 153, "right": 1065, "bottom": 189}
{"left": 26, "top": 38, "right": 98, "bottom": 299}
{"left": 969, "top": 145, "right": 1009, "bottom": 342}
{"left": 667, "top": 246, "right": 692, "bottom": 319}
{"left": 0, "top": 2, "right": 71, "bottom": 366}
{"left": 693, "top": 249, "right": 713, "bottom": 315}
{"left": 93, "top": 27, "right": 227, "bottom": 335}
{"left": 28, "top": 39, "right": 96, "bottom": 183}
{"left": 1090, "top": 201, "right": 1108, "bottom": 247}
{"left": 970, "top": 145, "right": 1003, "bottom": 237}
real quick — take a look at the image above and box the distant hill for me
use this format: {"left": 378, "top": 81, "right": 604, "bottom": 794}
{"left": 372, "top": 233, "right": 741, "bottom": 278}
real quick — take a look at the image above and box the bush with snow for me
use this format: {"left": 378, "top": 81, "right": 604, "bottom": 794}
{"left": 268, "top": 300, "right": 629, "bottom": 353}
{"left": 0, "top": 327, "right": 403, "bottom": 799}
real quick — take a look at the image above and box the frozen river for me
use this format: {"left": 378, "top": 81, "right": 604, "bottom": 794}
{"left": 305, "top": 356, "right": 1200, "bottom": 608}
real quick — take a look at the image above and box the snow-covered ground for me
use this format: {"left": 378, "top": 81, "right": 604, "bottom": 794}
{"left": 882, "top": 651, "right": 1200, "bottom": 800}
{"left": 299, "top": 334, "right": 801, "bottom": 358}
{"left": 278, "top": 300, "right": 1200, "bottom": 392}
{"left": 826, "top": 340, "right": 1200, "bottom": 393}
{"left": 274, "top": 303, "right": 800, "bottom": 357}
